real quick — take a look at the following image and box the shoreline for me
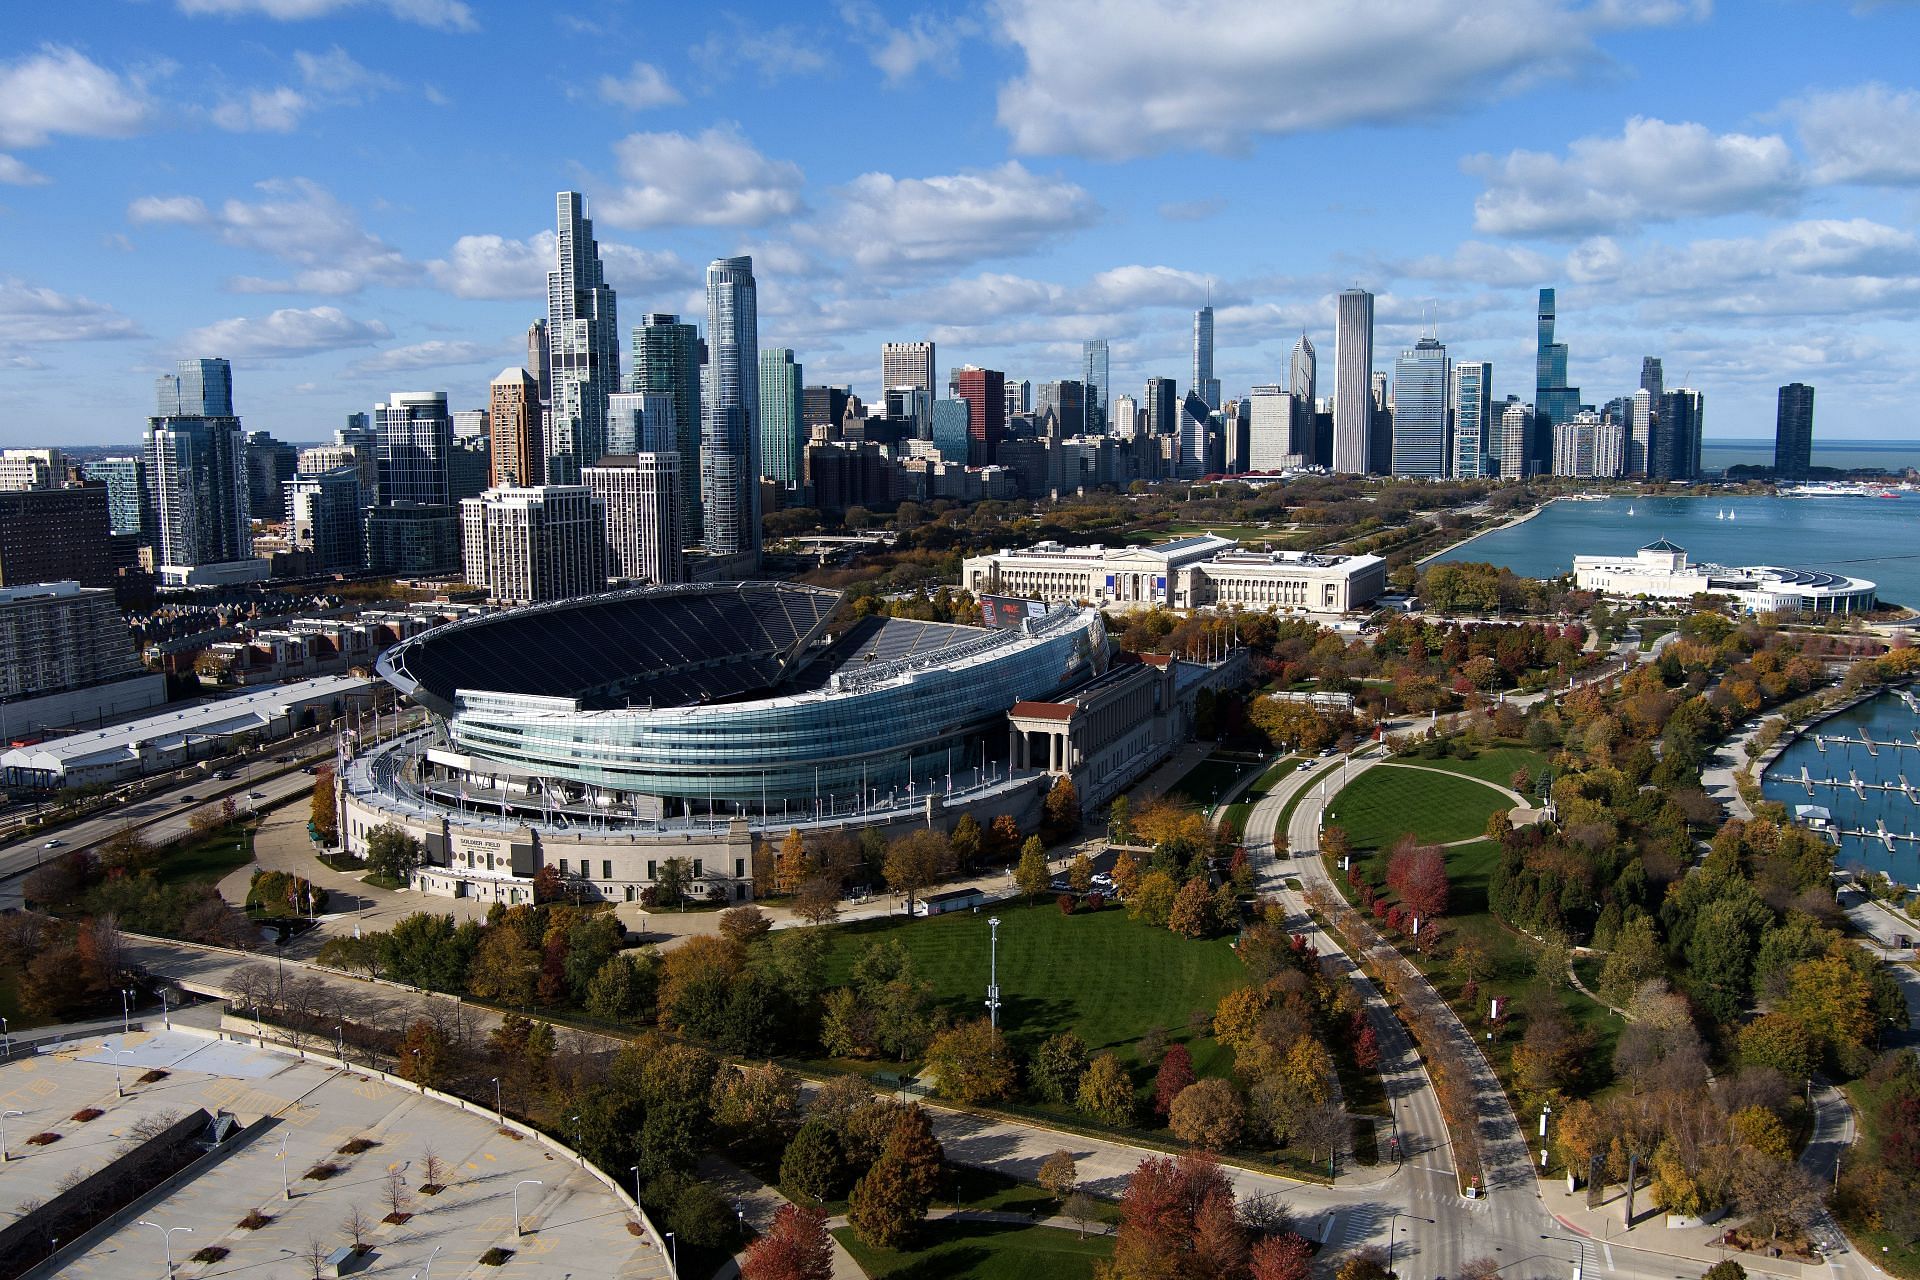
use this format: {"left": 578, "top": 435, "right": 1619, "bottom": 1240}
{"left": 1418, "top": 496, "right": 1555, "bottom": 567}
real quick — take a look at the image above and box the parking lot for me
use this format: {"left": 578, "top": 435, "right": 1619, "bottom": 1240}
{"left": 0, "top": 1025, "right": 670, "bottom": 1279}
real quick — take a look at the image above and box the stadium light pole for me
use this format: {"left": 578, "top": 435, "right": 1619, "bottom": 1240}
{"left": 986, "top": 916, "right": 1002, "bottom": 1029}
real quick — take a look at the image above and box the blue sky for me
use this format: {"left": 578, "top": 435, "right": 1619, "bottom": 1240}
{"left": 6, "top": 0, "right": 1920, "bottom": 447}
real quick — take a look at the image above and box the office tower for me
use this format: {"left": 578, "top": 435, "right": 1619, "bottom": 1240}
{"left": 1177, "top": 391, "right": 1211, "bottom": 479}
{"left": 0, "top": 449, "right": 64, "bottom": 491}
{"left": 0, "top": 487, "right": 114, "bottom": 586}
{"left": 545, "top": 192, "right": 620, "bottom": 484}
{"left": 1333, "top": 289, "right": 1374, "bottom": 473}
{"left": 461, "top": 484, "right": 606, "bottom": 604}
{"left": 448, "top": 437, "right": 491, "bottom": 503}
{"left": 488, "top": 368, "right": 544, "bottom": 488}
{"left": 1369, "top": 372, "right": 1393, "bottom": 476}
{"left": 1224, "top": 398, "right": 1252, "bottom": 473}
{"left": 884, "top": 386, "right": 933, "bottom": 437}
{"left": 451, "top": 409, "right": 488, "bottom": 442}
{"left": 1081, "top": 339, "right": 1110, "bottom": 432}
{"left": 1639, "top": 356, "right": 1664, "bottom": 404}
{"left": 758, "top": 348, "right": 804, "bottom": 489}
{"left": 1392, "top": 337, "right": 1450, "bottom": 478}
{"left": 1628, "top": 390, "right": 1655, "bottom": 476}
{"left": 374, "top": 392, "right": 453, "bottom": 506}
{"left": 1450, "top": 361, "right": 1492, "bottom": 480}
{"left": 83, "top": 457, "right": 150, "bottom": 539}
{"left": 1651, "top": 389, "right": 1704, "bottom": 481}
{"left": 145, "top": 359, "right": 251, "bottom": 572}
{"left": 954, "top": 366, "right": 1006, "bottom": 466}
{"left": 1533, "top": 288, "right": 1579, "bottom": 476}
{"left": 1145, "top": 377, "right": 1178, "bottom": 438}
{"left": 1110, "top": 392, "right": 1139, "bottom": 440}
{"left": 526, "top": 319, "right": 550, "bottom": 410}
{"left": 1037, "top": 380, "right": 1086, "bottom": 437}
{"left": 607, "top": 391, "right": 677, "bottom": 458}
{"left": 1004, "top": 378, "right": 1032, "bottom": 418}
{"left": 284, "top": 467, "right": 364, "bottom": 571}
{"left": 1495, "top": 400, "right": 1531, "bottom": 478}
{"left": 882, "top": 342, "right": 936, "bottom": 402}
{"left": 245, "top": 431, "right": 299, "bottom": 521}
{"left": 802, "top": 385, "right": 851, "bottom": 434}
{"left": 931, "top": 398, "right": 971, "bottom": 463}
{"left": 1191, "top": 304, "right": 1220, "bottom": 409}
{"left": 1775, "top": 383, "right": 1814, "bottom": 478}
{"left": 702, "top": 255, "right": 761, "bottom": 563}
{"left": 1289, "top": 333, "right": 1317, "bottom": 411}
{"left": 586, "top": 454, "right": 683, "bottom": 585}
{"left": 632, "top": 312, "right": 702, "bottom": 542}
{"left": 1248, "top": 386, "right": 1301, "bottom": 471}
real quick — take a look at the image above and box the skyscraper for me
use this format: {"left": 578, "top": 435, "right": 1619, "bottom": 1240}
{"left": 1333, "top": 289, "right": 1374, "bottom": 474}
{"left": 953, "top": 367, "right": 1005, "bottom": 466}
{"left": 374, "top": 392, "right": 453, "bottom": 507}
{"left": 488, "top": 368, "right": 543, "bottom": 488}
{"left": 1652, "top": 389, "right": 1703, "bottom": 481}
{"left": 1392, "top": 337, "right": 1450, "bottom": 478}
{"left": 1495, "top": 399, "right": 1531, "bottom": 479}
{"left": 1450, "top": 361, "right": 1492, "bottom": 480}
{"left": 1081, "top": 339, "right": 1110, "bottom": 432}
{"left": 545, "top": 192, "right": 619, "bottom": 484}
{"left": 1533, "top": 288, "right": 1579, "bottom": 476}
{"left": 1110, "top": 393, "right": 1139, "bottom": 441}
{"left": 758, "top": 347, "right": 804, "bottom": 489}
{"left": 1247, "top": 386, "right": 1301, "bottom": 472}
{"left": 461, "top": 484, "right": 606, "bottom": 604}
{"left": 1037, "top": 380, "right": 1086, "bottom": 437}
{"left": 586, "top": 455, "right": 683, "bottom": 586}
{"left": 930, "top": 399, "right": 971, "bottom": 464}
{"left": 145, "top": 357, "right": 251, "bottom": 572}
{"left": 85, "top": 457, "right": 150, "bottom": 540}
{"left": 526, "top": 319, "right": 550, "bottom": 410}
{"left": 1145, "top": 377, "right": 1178, "bottom": 438}
{"left": 1629, "top": 389, "right": 1655, "bottom": 477}
{"left": 632, "top": 313, "right": 702, "bottom": 542}
{"left": 703, "top": 256, "right": 761, "bottom": 564}
{"left": 1289, "top": 333, "right": 1316, "bottom": 411}
{"left": 1639, "top": 356, "right": 1664, "bottom": 404}
{"left": 882, "top": 342, "right": 936, "bottom": 402}
{"left": 607, "top": 392, "right": 677, "bottom": 457}
{"left": 1177, "top": 391, "right": 1211, "bottom": 479}
{"left": 284, "top": 466, "right": 364, "bottom": 571}
{"left": 1775, "top": 383, "right": 1814, "bottom": 479}
{"left": 1191, "top": 305, "right": 1220, "bottom": 409}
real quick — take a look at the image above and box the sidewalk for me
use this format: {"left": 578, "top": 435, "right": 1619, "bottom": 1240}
{"left": 1540, "top": 1176, "right": 1831, "bottom": 1280}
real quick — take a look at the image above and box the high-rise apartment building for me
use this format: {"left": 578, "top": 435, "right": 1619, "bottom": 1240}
{"left": 702, "top": 256, "right": 761, "bottom": 564}
{"left": 1333, "top": 289, "right": 1374, "bottom": 473}
{"left": 284, "top": 467, "right": 364, "bottom": 571}
{"left": 1081, "top": 339, "right": 1110, "bottom": 432}
{"left": 931, "top": 399, "right": 971, "bottom": 464}
{"left": 0, "top": 449, "right": 64, "bottom": 491}
{"left": 631, "top": 312, "right": 702, "bottom": 542}
{"left": 0, "top": 581, "right": 151, "bottom": 723}
{"left": 526, "top": 319, "right": 550, "bottom": 410}
{"left": 1037, "top": 380, "right": 1086, "bottom": 437}
{"left": 1392, "top": 337, "right": 1450, "bottom": 478}
{"left": 145, "top": 358, "right": 251, "bottom": 573}
{"left": 1494, "top": 400, "right": 1531, "bottom": 479}
{"left": 758, "top": 348, "right": 803, "bottom": 489}
{"left": 545, "top": 192, "right": 620, "bottom": 484}
{"left": 1450, "top": 361, "right": 1492, "bottom": 480}
{"left": 953, "top": 367, "right": 1005, "bottom": 466}
{"left": 1145, "top": 377, "right": 1178, "bottom": 438}
{"left": 1554, "top": 410, "right": 1622, "bottom": 478}
{"left": 374, "top": 392, "right": 453, "bottom": 507}
{"left": 245, "top": 432, "right": 298, "bottom": 521}
{"left": 1289, "top": 334, "right": 1317, "bottom": 411}
{"left": 1110, "top": 392, "right": 1140, "bottom": 441}
{"left": 585, "top": 455, "right": 683, "bottom": 586}
{"left": 1191, "top": 305, "right": 1220, "bottom": 409}
{"left": 802, "top": 385, "right": 851, "bottom": 435}
{"left": 882, "top": 342, "right": 935, "bottom": 404}
{"left": 488, "top": 368, "right": 544, "bottom": 488}
{"left": 461, "top": 484, "right": 606, "bottom": 604}
{"left": 1533, "top": 289, "right": 1580, "bottom": 476}
{"left": 1629, "top": 389, "right": 1655, "bottom": 477}
{"left": 1005, "top": 379, "right": 1032, "bottom": 418}
{"left": 0, "top": 487, "right": 114, "bottom": 587}
{"left": 1639, "top": 356, "right": 1664, "bottom": 404}
{"left": 1775, "top": 383, "right": 1815, "bottom": 479}
{"left": 83, "top": 457, "right": 149, "bottom": 538}
{"left": 607, "top": 391, "right": 677, "bottom": 457}
{"left": 1652, "top": 389, "right": 1704, "bottom": 482}
{"left": 1248, "top": 386, "right": 1303, "bottom": 472}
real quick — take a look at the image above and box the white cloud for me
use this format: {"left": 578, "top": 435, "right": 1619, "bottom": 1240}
{"left": 0, "top": 277, "right": 143, "bottom": 345}
{"left": 293, "top": 46, "right": 399, "bottom": 97}
{"left": 175, "top": 0, "right": 477, "bottom": 32}
{"left": 597, "top": 61, "right": 682, "bottom": 110}
{"left": 128, "top": 178, "right": 415, "bottom": 294}
{"left": 993, "top": 0, "right": 1705, "bottom": 159}
{"left": 1158, "top": 198, "right": 1226, "bottom": 223}
{"left": 813, "top": 162, "right": 1096, "bottom": 269}
{"left": 426, "top": 230, "right": 689, "bottom": 300}
{"left": 838, "top": 3, "right": 974, "bottom": 85}
{"left": 349, "top": 338, "right": 492, "bottom": 374}
{"left": 180, "top": 306, "right": 389, "bottom": 358}
{"left": 212, "top": 47, "right": 397, "bottom": 133}
{"left": 1395, "top": 241, "right": 1558, "bottom": 287}
{"left": 211, "top": 86, "right": 309, "bottom": 132}
{"left": 1790, "top": 83, "right": 1920, "bottom": 186}
{"left": 0, "top": 154, "right": 50, "bottom": 186}
{"left": 1466, "top": 116, "right": 1802, "bottom": 237}
{"left": 689, "top": 19, "right": 830, "bottom": 85}
{"left": 598, "top": 125, "right": 805, "bottom": 229}
{"left": 0, "top": 46, "right": 151, "bottom": 149}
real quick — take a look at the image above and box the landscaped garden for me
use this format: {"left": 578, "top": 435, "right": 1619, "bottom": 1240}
{"left": 834, "top": 1218, "right": 1112, "bottom": 1280}
{"left": 1217, "top": 756, "right": 1300, "bottom": 841}
{"left": 1162, "top": 751, "right": 1270, "bottom": 812}
{"left": 1321, "top": 764, "right": 1512, "bottom": 851}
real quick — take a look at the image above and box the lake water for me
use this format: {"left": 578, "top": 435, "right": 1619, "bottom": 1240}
{"left": 1762, "top": 690, "right": 1920, "bottom": 887}
{"left": 1433, "top": 492, "right": 1920, "bottom": 608}
{"left": 1701, "top": 437, "right": 1920, "bottom": 474}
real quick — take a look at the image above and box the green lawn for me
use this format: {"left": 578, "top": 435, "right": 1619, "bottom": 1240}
{"left": 834, "top": 1220, "right": 1113, "bottom": 1280}
{"left": 1163, "top": 752, "right": 1269, "bottom": 811}
{"left": 1393, "top": 746, "right": 1549, "bottom": 791}
{"left": 161, "top": 825, "right": 255, "bottom": 886}
{"left": 1219, "top": 757, "right": 1300, "bottom": 841}
{"left": 1322, "top": 766, "right": 1510, "bottom": 851}
{"left": 820, "top": 900, "right": 1245, "bottom": 1079}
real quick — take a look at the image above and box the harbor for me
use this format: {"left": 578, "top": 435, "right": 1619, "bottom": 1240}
{"left": 1763, "top": 687, "right": 1920, "bottom": 884}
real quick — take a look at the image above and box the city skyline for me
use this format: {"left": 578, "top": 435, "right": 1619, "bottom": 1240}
{"left": 5, "top": 4, "right": 1920, "bottom": 445}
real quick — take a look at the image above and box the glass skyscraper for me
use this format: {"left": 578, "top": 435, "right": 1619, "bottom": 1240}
{"left": 83, "top": 456, "right": 150, "bottom": 538}
{"left": 373, "top": 392, "right": 453, "bottom": 507}
{"left": 1392, "top": 337, "right": 1449, "bottom": 478}
{"left": 1289, "top": 333, "right": 1316, "bottom": 410}
{"left": 155, "top": 358, "right": 234, "bottom": 418}
{"left": 632, "top": 313, "right": 702, "bottom": 542}
{"left": 1191, "top": 306, "right": 1220, "bottom": 409}
{"left": 545, "top": 192, "right": 619, "bottom": 485}
{"left": 931, "top": 398, "right": 971, "bottom": 463}
{"left": 1081, "top": 339, "right": 1110, "bottom": 432}
{"left": 1533, "top": 288, "right": 1579, "bottom": 476}
{"left": 1774, "top": 383, "right": 1814, "bottom": 479}
{"left": 1449, "top": 361, "right": 1492, "bottom": 480}
{"left": 144, "top": 358, "right": 250, "bottom": 570}
{"left": 758, "top": 347, "right": 803, "bottom": 489}
{"left": 1333, "top": 289, "right": 1374, "bottom": 474}
{"left": 703, "top": 256, "right": 761, "bottom": 564}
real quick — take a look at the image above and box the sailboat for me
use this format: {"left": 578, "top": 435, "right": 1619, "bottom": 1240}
{"left": 1626, "top": 504, "right": 1635, "bottom": 515}
{"left": 1716, "top": 508, "right": 1725, "bottom": 520}
{"left": 1728, "top": 509, "right": 1736, "bottom": 521}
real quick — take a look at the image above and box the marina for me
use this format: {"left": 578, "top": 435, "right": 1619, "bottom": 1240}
{"left": 1763, "top": 688, "right": 1920, "bottom": 884}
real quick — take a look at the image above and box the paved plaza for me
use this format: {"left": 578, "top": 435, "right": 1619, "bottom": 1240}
{"left": 0, "top": 1024, "right": 669, "bottom": 1279}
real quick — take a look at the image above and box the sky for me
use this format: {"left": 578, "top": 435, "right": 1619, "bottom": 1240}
{"left": 6, "top": 0, "right": 1920, "bottom": 448}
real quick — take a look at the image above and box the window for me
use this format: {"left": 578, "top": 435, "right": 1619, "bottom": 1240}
{"left": 734, "top": 858, "right": 745, "bottom": 877}
{"left": 692, "top": 859, "right": 703, "bottom": 877}
{"left": 603, "top": 859, "right": 612, "bottom": 880}
{"left": 558, "top": 858, "right": 568, "bottom": 875}
{"left": 646, "top": 859, "right": 656, "bottom": 879}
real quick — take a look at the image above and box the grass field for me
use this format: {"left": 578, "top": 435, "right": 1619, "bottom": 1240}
{"left": 820, "top": 900, "right": 1244, "bottom": 1079}
{"left": 1218, "top": 757, "right": 1301, "bottom": 841}
{"left": 162, "top": 825, "right": 255, "bottom": 886}
{"left": 1322, "top": 766, "right": 1511, "bottom": 851}
{"left": 1392, "top": 746, "right": 1549, "bottom": 791}
{"left": 834, "top": 1220, "right": 1112, "bottom": 1280}
{"left": 1163, "top": 752, "right": 1270, "bottom": 811}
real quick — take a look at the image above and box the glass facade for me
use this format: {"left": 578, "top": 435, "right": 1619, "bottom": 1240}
{"left": 703, "top": 257, "right": 761, "bottom": 561}
{"left": 1391, "top": 337, "right": 1449, "bottom": 478}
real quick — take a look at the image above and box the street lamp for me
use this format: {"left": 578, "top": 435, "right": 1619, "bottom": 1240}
{"left": 136, "top": 1219, "right": 193, "bottom": 1275}
{"left": 114, "top": 1047, "right": 137, "bottom": 1098}
{"left": 0, "top": 1109, "right": 22, "bottom": 1162}
{"left": 278, "top": 1130, "right": 291, "bottom": 1200}
{"left": 1540, "top": 1103, "right": 1552, "bottom": 1169}
{"left": 664, "top": 1230, "right": 679, "bottom": 1278}
{"left": 513, "top": 1179, "right": 541, "bottom": 1238}
{"left": 570, "top": 1113, "right": 582, "bottom": 1162}
{"left": 120, "top": 987, "right": 135, "bottom": 1038}
{"left": 2, "top": 1014, "right": 10, "bottom": 1059}
{"left": 408, "top": 1244, "right": 442, "bottom": 1280}
{"left": 985, "top": 916, "right": 1002, "bottom": 1030}
{"left": 1386, "top": 1213, "right": 1434, "bottom": 1278}
{"left": 490, "top": 1077, "right": 503, "bottom": 1125}
{"left": 631, "top": 1165, "right": 643, "bottom": 1210}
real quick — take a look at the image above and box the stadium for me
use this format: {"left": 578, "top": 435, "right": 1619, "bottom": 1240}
{"left": 340, "top": 582, "right": 1115, "bottom": 905}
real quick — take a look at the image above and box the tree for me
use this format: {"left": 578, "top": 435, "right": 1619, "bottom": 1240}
{"left": 381, "top": 1166, "right": 412, "bottom": 1222}
{"left": 1031, "top": 1032, "right": 1090, "bottom": 1105}
{"left": 1064, "top": 1190, "right": 1099, "bottom": 1238}
{"left": 395, "top": 1017, "right": 448, "bottom": 1087}
{"left": 1168, "top": 877, "right": 1215, "bottom": 938}
{"left": 1739, "top": 1013, "right": 1817, "bottom": 1078}
{"left": 925, "top": 1018, "right": 1017, "bottom": 1104}
{"left": 719, "top": 905, "right": 772, "bottom": 946}
{"left": 849, "top": 1150, "right": 922, "bottom": 1248}
{"left": 1015, "top": 837, "right": 1050, "bottom": 901}
{"left": 1069, "top": 853, "right": 1095, "bottom": 894}
{"left": 741, "top": 1204, "right": 834, "bottom": 1280}
{"left": 1385, "top": 838, "right": 1449, "bottom": 920}
{"left": 1334, "top": 1245, "right": 1393, "bottom": 1280}
{"left": 339, "top": 1204, "right": 373, "bottom": 1255}
{"left": 364, "top": 824, "right": 422, "bottom": 882}
{"left": 1320, "top": 825, "right": 1352, "bottom": 863}
{"left": 988, "top": 813, "right": 1022, "bottom": 859}
{"left": 883, "top": 829, "right": 953, "bottom": 910}
{"left": 466, "top": 925, "right": 540, "bottom": 1006}
{"left": 1598, "top": 916, "right": 1665, "bottom": 1010}
{"left": 1153, "top": 1044, "right": 1195, "bottom": 1118}
{"left": 1128, "top": 871, "right": 1178, "bottom": 927}
{"left": 1703, "top": 1263, "right": 1746, "bottom": 1280}
{"left": 1109, "top": 794, "right": 1132, "bottom": 846}
{"left": 1251, "top": 1233, "right": 1314, "bottom": 1280}
{"left": 774, "top": 828, "right": 810, "bottom": 895}
{"left": 309, "top": 767, "right": 338, "bottom": 844}
{"left": 780, "top": 1119, "right": 847, "bottom": 1203}
{"left": 1169, "top": 1079, "right": 1245, "bottom": 1150}
{"left": 1043, "top": 775, "right": 1081, "bottom": 840}
{"left": 712, "top": 1062, "right": 800, "bottom": 1138}
{"left": 1038, "top": 1149, "right": 1079, "bottom": 1201}
{"left": 1078, "top": 1052, "right": 1136, "bottom": 1125}
{"left": 1110, "top": 1153, "right": 1245, "bottom": 1280}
